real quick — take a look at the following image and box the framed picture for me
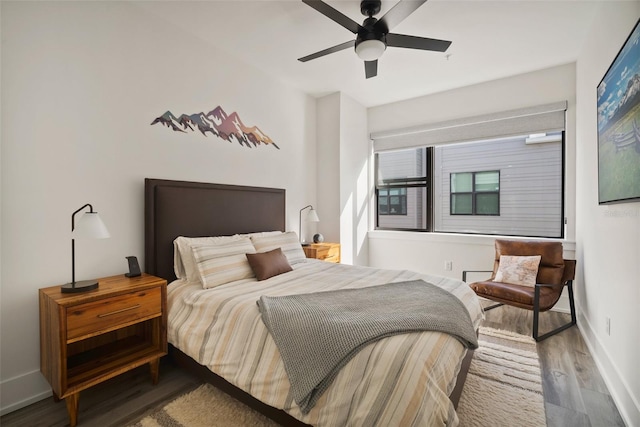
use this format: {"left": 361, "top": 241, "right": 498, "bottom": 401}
{"left": 597, "top": 18, "right": 640, "bottom": 205}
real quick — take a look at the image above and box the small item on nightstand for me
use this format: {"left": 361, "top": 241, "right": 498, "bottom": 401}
{"left": 125, "top": 256, "right": 142, "bottom": 277}
{"left": 313, "top": 233, "right": 324, "bottom": 243}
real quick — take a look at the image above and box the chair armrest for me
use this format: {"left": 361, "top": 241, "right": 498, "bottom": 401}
{"left": 462, "top": 270, "right": 493, "bottom": 282}
{"left": 535, "top": 281, "right": 572, "bottom": 289}
{"left": 534, "top": 283, "right": 556, "bottom": 288}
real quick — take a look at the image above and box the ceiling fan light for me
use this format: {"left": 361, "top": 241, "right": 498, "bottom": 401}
{"left": 355, "top": 39, "right": 386, "bottom": 61}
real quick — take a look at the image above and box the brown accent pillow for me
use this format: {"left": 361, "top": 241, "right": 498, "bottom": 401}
{"left": 246, "top": 248, "right": 293, "bottom": 281}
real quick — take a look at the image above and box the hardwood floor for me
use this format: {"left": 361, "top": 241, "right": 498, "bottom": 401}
{"left": 481, "top": 302, "right": 625, "bottom": 427}
{"left": 0, "top": 359, "right": 203, "bottom": 427}
{"left": 2, "top": 303, "right": 625, "bottom": 427}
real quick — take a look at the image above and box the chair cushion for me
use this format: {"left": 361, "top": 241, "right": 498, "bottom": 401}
{"left": 494, "top": 240, "right": 564, "bottom": 285}
{"left": 470, "top": 280, "right": 560, "bottom": 311}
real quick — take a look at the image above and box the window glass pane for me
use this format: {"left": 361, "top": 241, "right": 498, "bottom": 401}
{"left": 378, "top": 190, "right": 388, "bottom": 214}
{"left": 376, "top": 148, "right": 428, "bottom": 228}
{"left": 377, "top": 148, "right": 426, "bottom": 184}
{"left": 451, "top": 194, "right": 473, "bottom": 214}
{"left": 377, "top": 187, "right": 426, "bottom": 228}
{"left": 451, "top": 173, "right": 472, "bottom": 192}
{"left": 475, "top": 171, "right": 499, "bottom": 192}
{"left": 434, "top": 134, "right": 563, "bottom": 237}
{"left": 476, "top": 193, "right": 499, "bottom": 215}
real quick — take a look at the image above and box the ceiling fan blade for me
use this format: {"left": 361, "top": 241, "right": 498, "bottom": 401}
{"left": 365, "top": 60, "right": 378, "bottom": 79}
{"left": 386, "top": 33, "right": 451, "bottom": 52}
{"left": 375, "top": 0, "right": 427, "bottom": 32}
{"left": 302, "top": 0, "right": 362, "bottom": 34}
{"left": 298, "top": 40, "right": 355, "bottom": 62}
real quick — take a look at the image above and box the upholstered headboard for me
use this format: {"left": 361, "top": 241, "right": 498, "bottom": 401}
{"left": 144, "top": 178, "right": 286, "bottom": 282}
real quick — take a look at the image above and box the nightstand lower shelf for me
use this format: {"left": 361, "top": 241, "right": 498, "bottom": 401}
{"left": 66, "top": 336, "right": 164, "bottom": 394}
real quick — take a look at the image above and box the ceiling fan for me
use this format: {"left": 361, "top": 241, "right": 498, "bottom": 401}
{"left": 298, "top": 0, "right": 451, "bottom": 79}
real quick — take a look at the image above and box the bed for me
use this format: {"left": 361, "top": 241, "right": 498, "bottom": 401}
{"left": 144, "top": 178, "right": 483, "bottom": 426}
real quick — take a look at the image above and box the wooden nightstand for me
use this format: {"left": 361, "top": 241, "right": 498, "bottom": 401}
{"left": 303, "top": 243, "right": 341, "bottom": 263}
{"left": 39, "top": 273, "right": 167, "bottom": 427}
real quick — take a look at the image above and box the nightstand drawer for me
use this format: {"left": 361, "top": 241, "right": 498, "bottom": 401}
{"left": 67, "top": 287, "right": 162, "bottom": 341}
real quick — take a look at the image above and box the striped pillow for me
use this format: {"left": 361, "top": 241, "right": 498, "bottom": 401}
{"left": 174, "top": 235, "right": 244, "bottom": 282}
{"left": 250, "top": 231, "right": 307, "bottom": 265}
{"left": 191, "top": 237, "right": 257, "bottom": 289}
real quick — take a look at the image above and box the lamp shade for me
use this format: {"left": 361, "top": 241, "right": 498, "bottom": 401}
{"left": 307, "top": 208, "right": 320, "bottom": 223}
{"left": 73, "top": 212, "right": 110, "bottom": 239}
{"left": 355, "top": 39, "right": 386, "bottom": 61}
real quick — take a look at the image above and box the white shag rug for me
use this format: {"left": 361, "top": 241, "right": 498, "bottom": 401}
{"left": 456, "top": 327, "right": 547, "bottom": 426}
{"left": 130, "top": 327, "right": 546, "bottom": 427}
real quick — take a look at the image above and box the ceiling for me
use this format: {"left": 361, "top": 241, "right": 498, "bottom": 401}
{"left": 136, "top": 0, "right": 601, "bottom": 107}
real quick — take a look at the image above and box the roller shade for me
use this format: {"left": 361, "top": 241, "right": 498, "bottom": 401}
{"left": 372, "top": 101, "right": 567, "bottom": 152}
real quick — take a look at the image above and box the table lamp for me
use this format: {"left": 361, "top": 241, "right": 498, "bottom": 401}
{"left": 299, "top": 205, "right": 320, "bottom": 246}
{"left": 61, "top": 203, "right": 110, "bottom": 293}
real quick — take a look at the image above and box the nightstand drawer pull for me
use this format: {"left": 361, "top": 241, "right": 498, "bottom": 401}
{"left": 97, "top": 304, "right": 141, "bottom": 318}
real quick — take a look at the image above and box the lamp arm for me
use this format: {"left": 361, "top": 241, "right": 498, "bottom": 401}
{"left": 72, "top": 203, "right": 94, "bottom": 231}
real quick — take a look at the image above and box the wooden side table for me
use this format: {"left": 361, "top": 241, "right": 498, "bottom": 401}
{"left": 303, "top": 242, "right": 341, "bottom": 263}
{"left": 39, "top": 273, "right": 167, "bottom": 427}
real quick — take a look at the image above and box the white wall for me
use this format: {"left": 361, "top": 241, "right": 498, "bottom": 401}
{"left": 0, "top": 1, "right": 316, "bottom": 414}
{"left": 575, "top": 3, "right": 640, "bottom": 425}
{"left": 316, "top": 92, "right": 369, "bottom": 266}
{"left": 339, "top": 94, "right": 369, "bottom": 266}
{"left": 368, "top": 63, "right": 577, "bottom": 280}
{"left": 316, "top": 94, "right": 341, "bottom": 245}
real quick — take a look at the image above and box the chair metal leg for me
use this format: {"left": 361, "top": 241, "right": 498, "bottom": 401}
{"left": 484, "top": 302, "right": 504, "bottom": 311}
{"left": 533, "top": 281, "right": 577, "bottom": 342}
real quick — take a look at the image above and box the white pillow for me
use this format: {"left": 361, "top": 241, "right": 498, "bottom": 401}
{"left": 191, "top": 238, "right": 256, "bottom": 289}
{"left": 173, "top": 235, "right": 244, "bottom": 282}
{"left": 494, "top": 255, "right": 541, "bottom": 287}
{"left": 243, "top": 230, "right": 283, "bottom": 239}
{"left": 250, "top": 231, "right": 307, "bottom": 265}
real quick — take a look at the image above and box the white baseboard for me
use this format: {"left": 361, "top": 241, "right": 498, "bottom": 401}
{"left": 551, "top": 292, "right": 570, "bottom": 313}
{"left": 577, "top": 312, "right": 640, "bottom": 427}
{"left": 0, "top": 369, "right": 52, "bottom": 416}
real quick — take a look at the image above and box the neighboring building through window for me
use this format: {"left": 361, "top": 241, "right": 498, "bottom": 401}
{"left": 450, "top": 171, "right": 500, "bottom": 215}
{"left": 378, "top": 188, "right": 407, "bottom": 215}
{"left": 375, "top": 132, "right": 564, "bottom": 238}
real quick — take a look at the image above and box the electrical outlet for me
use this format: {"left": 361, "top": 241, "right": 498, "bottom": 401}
{"left": 606, "top": 317, "right": 611, "bottom": 336}
{"left": 445, "top": 261, "right": 453, "bottom": 271}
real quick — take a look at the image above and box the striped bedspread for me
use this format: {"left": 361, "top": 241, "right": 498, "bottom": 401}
{"left": 168, "top": 260, "right": 483, "bottom": 427}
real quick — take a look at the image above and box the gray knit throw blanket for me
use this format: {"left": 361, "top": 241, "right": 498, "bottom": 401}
{"left": 257, "top": 279, "right": 478, "bottom": 414}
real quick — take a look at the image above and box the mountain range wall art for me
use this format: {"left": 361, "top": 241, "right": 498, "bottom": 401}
{"left": 151, "top": 106, "right": 279, "bottom": 149}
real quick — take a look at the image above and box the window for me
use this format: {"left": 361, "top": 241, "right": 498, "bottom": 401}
{"left": 372, "top": 102, "right": 567, "bottom": 238}
{"left": 450, "top": 171, "right": 500, "bottom": 215}
{"left": 375, "top": 148, "right": 429, "bottom": 230}
{"left": 378, "top": 188, "right": 407, "bottom": 215}
{"left": 374, "top": 132, "right": 564, "bottom": 238}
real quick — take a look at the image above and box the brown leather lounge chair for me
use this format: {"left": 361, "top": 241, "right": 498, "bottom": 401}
{"left": 463, "top": 239, "right": 576, "bottom": 342}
